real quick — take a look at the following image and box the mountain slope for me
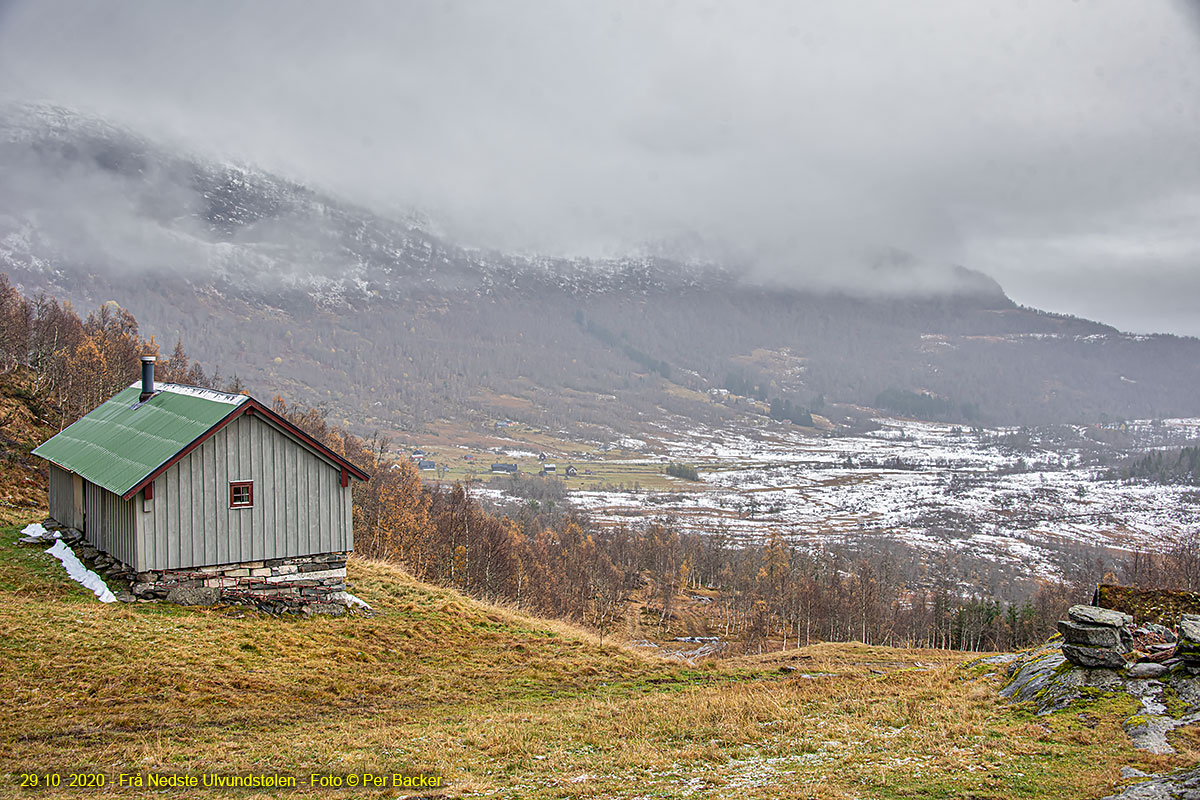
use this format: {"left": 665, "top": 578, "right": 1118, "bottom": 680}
{"left": 3, "top": 102, "right": 1198, "bottom": 435}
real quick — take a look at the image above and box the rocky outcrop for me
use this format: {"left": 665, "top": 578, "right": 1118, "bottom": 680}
{"left": 1100, "top": 764, "right": 1200, "bottom": 799}
{"left": 991, "top": 599, "right": 1200, "bottom": 797}
{"left": 1059, "top": 604, "right": 1133, "bottom": 669}
{"left": 1000, "top": 641, "right": 1200, "bottom": 755}
{"left": 1176, "top": 614, "right": 1200, "bottom": 669}
{"left": 999, "top": 644, "right": 1124, "bottom": 714}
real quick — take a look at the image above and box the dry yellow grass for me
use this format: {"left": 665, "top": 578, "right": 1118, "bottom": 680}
{"left": 0, "top": 524, "right": 1192, "bottom": 799}
{"left": 0, "top": 371, "right": 55, "bottom": 527}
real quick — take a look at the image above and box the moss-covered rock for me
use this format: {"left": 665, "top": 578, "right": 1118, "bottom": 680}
{"left": 1001, "top": 641, "right": 1200, "bottom": 755}
{"left": 1097, "top": 584, "right": 1200, "bottom": 628}
{"left": 1100, "top": 764, "right": 1200, "bottom": 799}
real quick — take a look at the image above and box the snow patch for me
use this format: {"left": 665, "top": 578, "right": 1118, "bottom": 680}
{"left": 335, "top": 591, "right": 372, "bottom": 610}
{"left": 123, "top": 379, "right": 247, "bottom": 405}
{"left": 44, "top": 540, "right": 116, "bottom": 603}
{"left": 157, "top": 383, "right": 248, "bottom": 405}
{"left": 20, "top": 522, "right": 56, "bottom": 540}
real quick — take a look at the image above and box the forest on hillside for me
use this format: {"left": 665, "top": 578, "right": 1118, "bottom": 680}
{"left": 1120, "top": 447, "right": 1200, "bottom": 487}
{"left": 0, "top": 274, "right": 226, "bottom": 425}
{"left": 30, "top": 275, "right": 1198, "bottom": 441}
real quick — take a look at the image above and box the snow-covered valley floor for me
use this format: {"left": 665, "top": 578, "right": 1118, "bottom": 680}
{"left": 564, "top": 417, "right": 1200, "bottom": 584}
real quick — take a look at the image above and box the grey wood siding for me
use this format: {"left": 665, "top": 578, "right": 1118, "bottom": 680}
{"left": 137, "top": 413, "right": 353, "bottom": 570}
{"left": 47, "top": 464, "right": 74, "bottom": 529}
{"left": 82, "top": 479, "right": 137, "bottom": 567}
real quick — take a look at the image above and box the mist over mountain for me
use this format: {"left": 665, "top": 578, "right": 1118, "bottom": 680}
{"left": 4, "top": 1, "right": 1200, "bottom": 337}
{"left": 2, "top": 104, "right": 1198, "bottom": 438}
{"left": 0, "top": 103, "right": 1003, "bottom": 301}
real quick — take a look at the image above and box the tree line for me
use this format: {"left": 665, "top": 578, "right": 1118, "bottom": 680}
{"left": 875, "top": 387, "right": 980, "bottom": 422}
{"left": 1122, "top": 530, "right": 1200, "bottom": 592}
{"left": 1119, "top": 447, "right": 1200, "bottom": 487}
{"left": 0, "top": 274, "right": 225, "bottom": 426}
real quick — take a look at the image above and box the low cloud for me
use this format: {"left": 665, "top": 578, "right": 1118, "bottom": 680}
{"left": 1, "top": 1, "right": 1199, "bottom": 333}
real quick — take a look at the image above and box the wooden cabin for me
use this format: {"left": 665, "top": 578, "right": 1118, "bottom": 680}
{"left": 32, "top": 357, "right": 369, "bottom": 609}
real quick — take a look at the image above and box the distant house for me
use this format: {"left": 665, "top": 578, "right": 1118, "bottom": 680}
{"left": 541, "top": 463, "right": 556, "bottom": 474}
{"left": 491, "top": 463, "right": 519, "bottom": 474}
{"left": 565, "top": 465, "right": 578, "bottom": 477}
{"left": 410, "top": 449, "right": 426, "bottom": 461}
{"left": 31, "top": 357, "right": 369, "bottom": 611}
{"left": 417, "top": 460, "right": 436, "bottom": 471}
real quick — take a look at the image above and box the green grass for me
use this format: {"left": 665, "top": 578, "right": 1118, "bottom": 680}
{"left": 0, "top": 523, "right": 1193, "bottom": 798}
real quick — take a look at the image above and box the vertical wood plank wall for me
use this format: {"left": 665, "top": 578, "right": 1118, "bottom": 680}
{"left": 137, "top": 414, "right": 353, "bottom": 571}
{"left": 78, "top": 478, "right": 137, "bottom": 567}
{"left": 47, "top": 464, "right": 74, "bottom": 529}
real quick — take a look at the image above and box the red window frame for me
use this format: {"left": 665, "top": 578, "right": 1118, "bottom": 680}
{"left": 229, "top": 480, "right": 254, "bottom": 509}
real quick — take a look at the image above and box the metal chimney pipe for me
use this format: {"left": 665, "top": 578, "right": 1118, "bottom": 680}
{"left": 139, "top": 356, "right": 156, "bottom": 402}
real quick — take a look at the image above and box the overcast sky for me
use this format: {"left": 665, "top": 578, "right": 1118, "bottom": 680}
{"left": 2, "top": 1, "right": 1199, "bottom": 335}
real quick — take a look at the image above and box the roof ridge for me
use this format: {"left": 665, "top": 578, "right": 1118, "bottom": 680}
{"left": 124, "top": 379, "right": 247, "bottom": 405}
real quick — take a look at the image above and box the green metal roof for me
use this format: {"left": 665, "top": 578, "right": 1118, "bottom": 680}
{"left": 32, "top": 382, "right": 247, "bottom": 498}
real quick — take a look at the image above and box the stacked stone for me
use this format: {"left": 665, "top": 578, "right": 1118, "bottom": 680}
{"left": 32, "top": 519, "right": 350, "bottom": 614}
{"left": 132, "top": 552, "right": 349, "bottom": 614}
{"left": 1175, "top": 614, "right": 1200, "bottom": 671}
{"left": 1058, "top": 604, "right": 1133, "bottom": 669}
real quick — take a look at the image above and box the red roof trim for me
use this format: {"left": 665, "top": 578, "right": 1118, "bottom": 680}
{"left": 243, "top": 399, "right": 370, "bottom": 483}
{"left": 121, "top": 398, "right": 370, "bottom": 500}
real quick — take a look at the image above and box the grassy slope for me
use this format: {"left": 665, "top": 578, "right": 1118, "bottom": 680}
{"left": 1, "top": 526, "right": 1194, "bottom": 799}
{"left": 0, "top": 369, "right": 57, "bottom": 528}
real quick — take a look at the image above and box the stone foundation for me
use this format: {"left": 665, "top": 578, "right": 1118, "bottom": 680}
{"left": 43, "top": 518, "right": 351, "bottom": 615}
{"left": 131, "top": 552, "right": 350, "bottom": 615}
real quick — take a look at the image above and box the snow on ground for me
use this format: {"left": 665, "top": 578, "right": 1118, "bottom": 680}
{"left": 335, "top": 591, "right": 372, "bottom": 610}
{"left": 469, "top": 486, "right": 509, "bottom": 503}
{"left": 563, "top": 417, "right": 1200, "bottom": 582}
{"left": 44, "top": 540, "right": 116, "bottom": 603}
{"left": 20, "top": 522, "right": 56, "bottom": 540}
